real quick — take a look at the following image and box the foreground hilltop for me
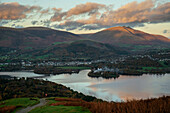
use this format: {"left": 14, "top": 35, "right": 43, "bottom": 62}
{"left": 0, "top": 78, "right": 169, "bottom": 113}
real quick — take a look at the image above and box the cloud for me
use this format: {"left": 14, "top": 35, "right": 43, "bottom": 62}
{"left": 52, "top": 21, "right": 84, "bottom": 30}
{"left": 50, "top": 2, "right": 106, "bottom": 22}
{"left": 77, "top": 0, "right": 170, "bottom": 26}
{"left": 66, "top": 2, "right": 106, "bottom": 17}
{"left": 52, "top": 21, "right": 103, "bottom": 31}
{"left": 11, "top": 24, "right": 23, "bottom": 28}
{"left": 50, "top": 8, "right": 64, "bottom": 21}
{"left": 31, "top": 21, "right": 38, "bottom": 25}
{"left": 79, "top": 24, "right": 102, "bottom": 30}
{"left": 108, "top": 0, "right": 169, "bottom": 24}
{"left": 39, "top": 8, "right": 52, "bottom": 17}
{"left": 50, "top": 0, "right": 170, "bottom": 30}
{"left": 163, "top": 30, "right": 167, "bottom": 33}
{"left": 40, "top": 9, "right": 50, "bottom": 14}
{"left": 0, "top": 2, "right": 41, "bottom": 20}
{"left": 51, "top": 12, "right": 66, "bottom": 22}
{"left": 163, "top": 29, "right": 170, "bottom": 34}
{"left": 1, "top": 0, "right": 169, "bottom": 31}
{"left": 42, "top": 20, "right": 51, "bottom": 27}
{"left": 0, "top": 20, "right": 10, "bottom": 26}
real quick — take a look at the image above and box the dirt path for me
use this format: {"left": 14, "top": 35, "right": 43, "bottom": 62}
{"left": 16, "top": 98, "right": 47, "bottom": 113}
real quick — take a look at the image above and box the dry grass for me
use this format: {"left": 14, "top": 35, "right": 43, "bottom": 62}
{"left": 0, "top": 105, "right": 16, "bottom": 113}
{"left": 51, "top": 96, "right": 170, "bottom": 113}
{"left": 54, "top": 98, "right": 85, "bottom": 102}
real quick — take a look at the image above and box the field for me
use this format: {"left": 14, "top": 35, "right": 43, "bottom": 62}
{"left": 57, "top": 66, "right": 91, "bottom": 70}
{"left": 142, "top": 67, "right": 163, "bottom": 70}
{"left": 0, "top": 93, "right": 169, "bottom": 113}
{"left": 52, "top": 41, "right": 73, "bottom": 45}
{"left": 29, "top": 105, "right": 90, "bottom": 113}
{"left": 0, "top": 98, "right": 39, "bottom": 113}
{"left": 0, "top": 78, "right": 169, "bottom": 113}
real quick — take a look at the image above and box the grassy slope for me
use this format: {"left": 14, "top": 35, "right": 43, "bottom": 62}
{"left": 0, "top": 98, "right": 39, "bottom": 113}
{"left": 0, "top": 92, "right": 169, "bottom": 113}
{"left": 0, "top": 98, "right": 39, "bottom": 108}
{"left": 30, "top": 96, "right": 170, "bottom": 113}
{"left": 29, "top": 105, "right": 90, "bottom": 113}
{"left": 29, "top": 98, "right": 91, "bottom": 113}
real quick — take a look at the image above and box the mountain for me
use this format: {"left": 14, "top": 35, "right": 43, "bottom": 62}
{"left": 0, "top": 27, "right": 127, "bottom": 60}
{"left": 27, "top": 40, "right": 127, "bottom": 60}
{"left": 83, "top": 26, "right": 170, "bottom": 48}
{"left": 0, "top": 26, "right": 82, "bottom": 49}
{"left": 0, "top": 26, "right": 169, "bottom": 60}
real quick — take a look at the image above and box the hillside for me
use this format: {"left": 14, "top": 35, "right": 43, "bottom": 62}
{"left": 0, "top": 40, "right": 127, "bottom": 60}
{"left": 0, "top": 27, "right": 82, "bottom": 49}
{"left": 1, "top": 26, "right": 170, "bottom": 60}
{"left": 0, "top": 27, "right": 128, "bottom": 60}
{"left": 84, "top": 26, "right": 170, "bottom": 49}
{"left": 0, "top": 78, "right": 169, "bottom": 113}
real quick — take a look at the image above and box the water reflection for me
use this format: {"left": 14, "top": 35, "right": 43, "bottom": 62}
{"left": 0, "top": 71, "right": 44, "bottom": 77}
{"left": 0, "top": 70, "right": 169, "bottom": 102}
{"left": 43, "top": 70, "right": 170, "bottom": 102}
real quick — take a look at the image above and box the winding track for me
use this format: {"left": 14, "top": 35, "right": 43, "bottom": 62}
{"left": 16, "top": 98, "right": 47, "bottom": 113}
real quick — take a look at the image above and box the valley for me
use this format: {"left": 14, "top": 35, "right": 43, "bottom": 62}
{"left": 0, "top": 26, "right": 170, "bottom": 113}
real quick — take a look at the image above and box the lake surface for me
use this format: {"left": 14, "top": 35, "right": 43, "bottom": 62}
{"left": 0, "top": 70, "right": 170, "bottom": 102}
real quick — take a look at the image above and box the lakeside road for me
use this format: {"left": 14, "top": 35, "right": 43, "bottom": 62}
{"left": 16, "top": 98, "right": 47, "bottom": 113}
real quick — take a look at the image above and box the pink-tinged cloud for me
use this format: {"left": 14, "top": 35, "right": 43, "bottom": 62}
{"left": 66, "top": 2, "right": 105, "bottom": 17}
{"left": 52, "top": 0, "right": 170, "bottom": 30}
{"left": 50, "top": 2, "right": 106, "bottom": 22}
{"left": 0, "top": 2, "right": 41, "bottom": 20}
{"left": 50, "top": 8, "right": 64, "bottom": 21}
{"left": 78, "top": 0, "right": 170, "bottom": 26}
{"left": 40, "top": 9, "right": 50, "bottom": 14}
{"left": 100, "top": 0, "right": 170, "bottom": 25}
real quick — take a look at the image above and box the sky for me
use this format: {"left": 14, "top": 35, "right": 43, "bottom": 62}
{"left": 0, "top": 0, "right": 170, "bottom": 38}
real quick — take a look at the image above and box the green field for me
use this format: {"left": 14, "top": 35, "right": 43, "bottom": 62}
{"left": 52, "top": 41, "right": 73, "bottom": 45}
{"left": 0, "top": 98, "right": 39, "bottom": 112}
{"left": 29, "top": 105, "right": 90, "bottom": 113}
{"left": 142, "top": 61, "right": 169, "bottom": 70}
{"left": 24, "top": 47, "right": 33, "bottom": 50}
{"left": 36, "top": 54, "right": 53, "bottom": 59}
{"left": 0, "top": 98, "right": 39, "bottom": 108}
{"left": 57, "top": 66, "right": 91, "bottom": 70}
{"left": 0, "top": 97, "right": 91, "bottom": 113}
{"left": 142, "top": 67, "right": 162, "bottom": 70}
{"left": 46, "top": 97, "right": 68, "bottom": 104}
{"left": 29, "top": 98, "right": 90, "bottom": 113}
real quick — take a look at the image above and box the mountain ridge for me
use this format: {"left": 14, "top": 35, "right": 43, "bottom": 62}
{"left": 0, "top": 26, "right": 169, "bottom": 54}
{"left": 85, "top": 26, "right": 170, "bottom": 46}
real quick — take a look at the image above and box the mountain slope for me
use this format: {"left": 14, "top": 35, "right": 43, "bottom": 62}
{"left": 11, "top": 40, "right": 128, "bottom": 60}
{"left": 0, "top": 26, "right": 169, "bottom": 60}
{"left": 0, "top": 27, "right": 128, "bottom": 60}
{"left": 0, "top": 27, "right": 82, "bottom": 49}
{"left": 86, "top": 26, "right": 170, "bottom": 46}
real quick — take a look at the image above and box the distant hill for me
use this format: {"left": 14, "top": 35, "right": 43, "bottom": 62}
{"left": 0, "top": 26, "right": 169, "bottom": 60}
{"left": 83, "top": 26, "right": 170, "bottom": 49}
{"left": 0, "top": 27, "right": 82, "bottom": 49}
{"left": 35, "top": 40, "right": 128, "bottom": 60}
{"left": 0, "top": 27, "right": 128, "bottom": 60}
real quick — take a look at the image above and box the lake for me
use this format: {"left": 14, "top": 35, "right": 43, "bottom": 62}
{"left": 0, "top": 70, "right": 170, "bottom": 102}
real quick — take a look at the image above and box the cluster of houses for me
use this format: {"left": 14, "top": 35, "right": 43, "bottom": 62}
{"left": 0, "top": 59, "right": 106, "bottom": 68}
{"left": 93, "top": 66, "right": 120, "bottom": 73}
